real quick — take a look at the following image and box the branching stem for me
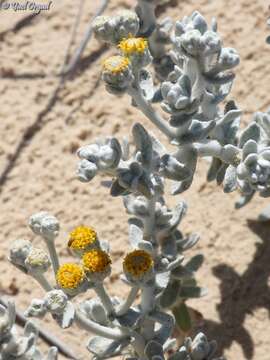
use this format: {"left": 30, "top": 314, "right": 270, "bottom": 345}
{"left": 116, "top": 286, "right": 139, "bottom": 316}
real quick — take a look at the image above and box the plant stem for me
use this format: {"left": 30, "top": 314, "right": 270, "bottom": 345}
{"left": 75, "top": 309, "right": 125, "bottom": 340}
{"left": 143, "top": 196, "right": 156, "bottom": 240}
{"left": 116, "top": 286, "right": 139, "bottom": 316}
{"left": 194, "top": 140, "right": 240, "bottom": 165}
{"left": 128, "top": 86, "right": 175, "bottom": 139}
{"left": 45, "top": 239, "right": 60, "bottom": 275}
{"left": 94, "top": 283, "right": 115, "bottom": 316}
{"left": 140, "top": 285, "right": 155, "bottom": 340}
{"left": 32, "top": 273, "right": 53, "bottom": 292}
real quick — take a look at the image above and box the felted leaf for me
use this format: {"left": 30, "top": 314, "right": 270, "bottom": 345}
{"left": 169, "top": 202, "right": 188, "bottom": 229}
{"left": 132, "top": 123, "right": 153, "bottom": 168}
{"left": 161, "top": 236, "right": 177, "bottom": 259}
{"left": 46, "top": 347, "right": 58, "bottom": 360}
{"left": 161, "top": 155, "right": 191, "bottom": 181}
{"left": 185, "top": 254, "right": 204, "bottom": 273}
{"left": 171, "top": 265, "right": 192, "bottom": 280}
{"left": 110, "top": 180, "right": 129, "bottom": 197}
{"left": 110, "top": 138, "right": 122, "bottom": 168}
{"left": 204, "top": 71, "right": 235, "bottom": 85}
{"left": 177, "top": 233, "right": 200, "bottom": 252}
{"left": 207, "top": 158, "right": 222, "bottom": 182}
{"left": 242, "top": 140, "right": 258, "bottom": 160}
{"left": 179, "top": 286, "right": 207, "bottom": 299}
{"left": 223, "top": 165, "right": 238, "bottom": 193}
{"left": 54, "top": 301, "right": 75, "bottom": 329}
{"left": 116, "top": 308, "right": 141, "bottom": 328}
{"left": 192, "top": 11, "right": 207, "bottom": 34}
{"left": 87, "top": 337, "right": 123, "bottom": 358}
{"left": 216, "top": 163, "right": 228, "bottom": 185}
{"left": 138, "top": 240, "right": 154, "bottom": 254}
{"left": 144, "top": 340, "right": 165, "bottom": 360}
{"left": 239, "top": 123, "right": 260, "bottom": 148}
{"left": 156, "top": 271, "right": 170, "bottom": 289}
{"left": 128, "top": 221, "right": 143, "bottom": 248}
{"left": 168, "top": 350, "right": 189, "bottom": 360}
{"left": 172, "top": 302, "right": 192, "bottom": 333}
{"left": 159, "top": 280, "right": 181, "bottom": 308}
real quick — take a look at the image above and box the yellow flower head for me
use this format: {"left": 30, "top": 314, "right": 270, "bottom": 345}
{"left": 68, "top": 226, "right": 97, "bottom": 250}
{"left": 103, "top": 55, "right": 130, "bottom": 74}
{"left": 118, "top": 37, "right": 148, "bottom": 55}
{"left": 56, "top": 263, "right": 85, "bottom": 289}
{"left": 123, "top": 250, "right": 153, "bottom": 278}
{"left": 83, "top": 249, "right": 111, "bottom": 273}
{"left": 103, "top": 55, "right": 129, "bottom": 74}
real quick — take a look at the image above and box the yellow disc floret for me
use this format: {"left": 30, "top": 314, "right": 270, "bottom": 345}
{"left": 56, "top": 263, "right": 85, "bottom": 289}
{"left": 68, "top": 226, "right": 97, "bottom": 250}
{"left": 123, "top": 250, "right": 153, "bottom": 278}
{"left": 83, "top": 249, "right": 111, "bottom": 273}
{"left": 103, "top": 55, "right": 130, "bottom": 74}
{"left": 118, "top": 37, "right": 148, "bottom": 55}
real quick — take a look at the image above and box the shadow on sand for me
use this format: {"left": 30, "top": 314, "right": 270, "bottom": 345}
{"left": 197, "top": 219, "right": 270, "bottom": 359}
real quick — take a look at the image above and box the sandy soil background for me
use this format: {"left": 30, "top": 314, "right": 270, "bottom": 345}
{"left": 0, "top": 0, "right": 270, "bottom": 359}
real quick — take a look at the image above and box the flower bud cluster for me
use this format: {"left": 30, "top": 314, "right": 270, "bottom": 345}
{"left": 77, "top": 138, "right": 122, "bottom": 182}
{"left": 93, "top": 10, "right": 140, "bottom": 44}
{"left": 29, "top": 212, "right": 59, "bottom": 241}
{"left": 9, "top": 239, "right": 51, "bottom": 275}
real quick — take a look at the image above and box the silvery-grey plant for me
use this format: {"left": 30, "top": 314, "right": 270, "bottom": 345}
{"left": 7, "top": 2, "right": 270, "bottom": 360}
{"left": 93, "top": 2, "right": 270, "bottom": 216}
{"left": 8, "top": 187, "right": 216, "bottom": 359}
{"left": 0, "top": 301, "right": 57, "bottom": 360}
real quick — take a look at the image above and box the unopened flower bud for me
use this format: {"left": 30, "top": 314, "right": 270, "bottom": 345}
{"left": 77, "top": 159, "right": 98, "bottom": 183}
{"left": 24, "top": 299, "right": 47, "bottom": 318}
{"left": 45, "top": 290, "right": 68, "bottom": 315}
{"left": 9, "top": 239, "right": 32, "bottom": 268}
{"left": 93, "top": 11, "right": 140, "bottom": 44}
{"left": 25, "top": 248, "right": 51, "bottom": 274}
{"left": 29, "top": 212, "right": 59, "bottom": 241}
{"left": 190, "top": 333, "right": 210, "bottom": 360}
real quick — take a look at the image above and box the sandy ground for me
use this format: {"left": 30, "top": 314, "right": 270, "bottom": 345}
{"left": 0, "top": 0, "right": 270, "bottom": 359}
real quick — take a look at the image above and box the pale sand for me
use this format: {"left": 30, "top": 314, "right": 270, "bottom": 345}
{"left": 0, "top": 0, "right": 270, "bottom": 359}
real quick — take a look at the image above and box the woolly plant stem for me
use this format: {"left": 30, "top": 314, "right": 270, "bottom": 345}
{"left": 140, "top": 285, "right": 155, "bottom": 340}
{"left": 75, "top": 310, "right": 125, "bottom": 340}
{"left": 31, "top": 273, "right": 53, "bottom": 292}
{"left": 116, "top": 286, "right": 139, "bottom": 316}
{"left": 45, "top": 239, "right": 60, "bottom": 275}
{"left": 94, "top": 283, "right": 115, "bottom": 316}
{"left": 128, "top": 86, "right": 175, "bottom": 139}
{"left": 194, "top": 140, "right": 240, "bottom": 165}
